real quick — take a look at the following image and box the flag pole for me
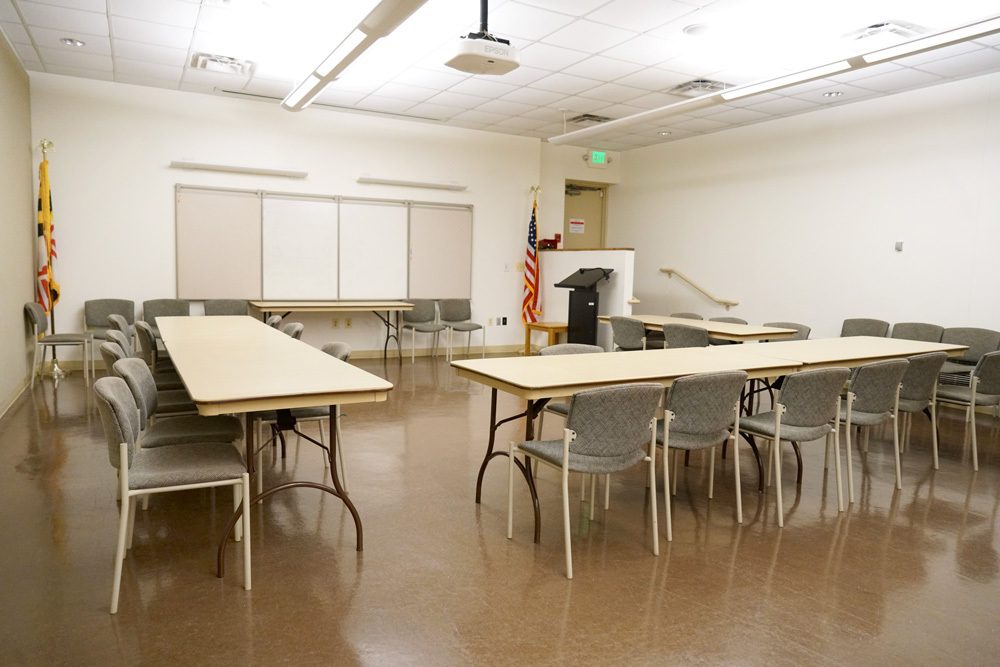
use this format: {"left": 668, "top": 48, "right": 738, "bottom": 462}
{"left": 36, "top": 139, "right": 64, "bottom": 379}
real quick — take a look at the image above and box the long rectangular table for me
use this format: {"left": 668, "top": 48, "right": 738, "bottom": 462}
{"left": 249, "top": 300, "right": 414, "bottom": 359}
{"left": 452, "top": 336, "right": 966, "bottom": 541}
{"left": 158, "top": 315, "right": 394, "bottom": 581}
{"left": 597, "top": 315, "right": 798, "bottom": 342}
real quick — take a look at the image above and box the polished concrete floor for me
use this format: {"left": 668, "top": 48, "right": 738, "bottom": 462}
{"left": 2, "top": 355, "right": 999, "bottom": 664}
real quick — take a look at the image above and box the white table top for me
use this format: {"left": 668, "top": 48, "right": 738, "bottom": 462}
{"left": 597, "top": 315, "right": 797, "bottom": 341}
{"left": 158, "top": 316, "right": 393, "bottom": 416}
{"left": 749, "top": 336, "right": 967, "bottom": 369}
{"left": 249, "top": 300, "right": 414, "bottom": 312}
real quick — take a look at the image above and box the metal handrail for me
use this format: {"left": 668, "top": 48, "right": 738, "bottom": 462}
{"left": 660, "top": 268, "right": 739, "bottom": 311}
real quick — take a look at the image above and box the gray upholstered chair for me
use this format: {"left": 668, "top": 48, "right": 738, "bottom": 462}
{"left": 840, "top": 318, "right": 890, "bottom": 337}
{"left": 266, "top": 315, "right": 283, "bottom": 328}
{"left": 936, "top": 350, "right": 1000, "bottom": 472}
{"left": 838, "top": 359, "right": 910, "bottom": 503}
{"left": 762, "top": 321, "right": 811, "bottom": 340}
{"left": 113, "top": 357, "right": 243, "bottom": 449}
{"left": 610, "top": 316, "right": 664, "bottom": 351}
{"left": 84, "top": 299, "right": 134, "bottom": 342}
{"left": 106, "top": 329, "right": 183, "bottom": 390}
{"left": 658, "top": 370, "right": 747, "bottom": 539}
{"left": 110, "top": 349, "right": 196, "bottom": 418}
{"left": 661, "top": 323, "right": 709, "bottom": 348}
{"left": 281, "top": 322, "right": 305, "bottom": 340}
{"left": 24, "top": 302, "right": 93, "bottom": 388}
{"left": 93, "top": 376, "right": 249, "bottom": 614}
{"left": 707, "top": 316, "right": 747, "bottom": 346}
{"left": 99, "top": 342, "right": 128, "bottom": 376}
{"left": 401, "top": 299, "right": 446, "bottom": 363}
{"left": 142, "top": 299, "right": 190, "bottom": 339}
{"left": 938, "top": 327, "right": 1000, "bottom": 378}
{"left": 507, "top": 383, "right": 663, "bottom": 579}
{"left": 671, "top": 312, "right": 703, "bottom": 320}
{"left": 890, "top": 322, "right": 944, "bottom": 343}
{"left": 204, "top": 299, "right": 248, "bottom": 316}
{"left": 252, "top": 342, "right": 353, "bottom": 495}
{"left": 134, "top": 320, "right": 173, "bottom": 373}
{"left": 896, "top": 352, "right": 947, "bottom": 468}
{"left": 738, "top": 367, "right": 850, "bottom": 526}
{"left": 439, "top": 299, "right": 485, "bottom": 360}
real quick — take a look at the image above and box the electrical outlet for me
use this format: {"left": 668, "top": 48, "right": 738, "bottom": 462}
{"left": 332, "top": 318, "right": 339, "bottom": 328}
{"left": 488, "top": 317, "right": 494, "bottom": 326}
{"left": 496, "top": 315, "right": 502, "bottom": 326}
{"left": 345, "top": 318, "right": 353, "bottom": 329}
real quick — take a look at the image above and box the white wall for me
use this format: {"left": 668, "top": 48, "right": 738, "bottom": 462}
{"left": 609, "top": 72, "right": 1000, "bottom": 338}
{"left": 537, "top": 143, "right": 621, "bottom": 241}
{"left": 0, "top": 35, "right": 34, "bottom": 413}
{"left": 29, "top": 74, "right": 543, "bottom": 356}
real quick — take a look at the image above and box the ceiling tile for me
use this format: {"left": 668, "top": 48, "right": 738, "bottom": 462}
{"left": 31, "top": 0, "right": 106, "bottom": 12}
{"left": 517, "top": 42, "right": 590, "bottom": 71}
{"left": 598, "top": 34, "right": 680, "bottom": 66}
{"left": 541, "top": 19, "right": 635, "bottom": 53}
{"left": 517, "top": 0, "right": 609, "bottom": 14}
{"left": 312, "top": 87, "right": 367, "bottom": 107}
{"left": 486, "top": 2, "right": 575, "bottom": 41}
{"left": 355, "top": 95, "right": 417, "bottom": 113}
{"left": 847, "top": 66, "right": 942, "bottom": 93}
{"left": 529, "top": 72, "right": 602, "bottom": 94}
{"left": 113, "top": 57, "right": 182, "bottom": 81}
{"left": 109, "top": 0, "right": 198, "bottom": 29}
{"left": 405, "top": 102, "right": 463, "bottom": 120}
{"left": 18, "top": 1, "right": 109, "bottom": 36}
{"left": 519, "top": 106, "right": 566, "bottom": 122}
{"left": 578, "top": 82, "right": 646, "bottom": 103}
{"left": 699, "top": 106, "right": 771, "bottom": 124}
{"left": 544, "top": 95, "right": 608, "bottom": 113}
{"left": 44, "top": 63, "right": 114, "bottom": 80}
{"left": 586, "top": 0, "right": 697, "bottom": 32}
{"left": 37, "top": 46, "right": 112, "bottom": 70}
{"left": 425, "top": 90, "right": 491, "bottom": 109}
{"left": 22, "top": 60, "right": 44, "bottom": 72}
{"left": 13, "top": 41, "right": 38, "bottom": 61}
{"left": 474, "top": 98, "right": 536, "bottom": 115}
{"left": 591, "top": 102, "right": 646, "bottom": 119}
{"left": 743, "top": 96, "right": 820, "bottom": 115}
{"left": 627, "top": 91, "right": 687, "bottom": 109}
{"left": 181, "top": 67, "right": 250, "bottom": 89}
{"left": 0, "top": 1, "right": 19, "bottom": 22}
{"left": 1, "top": 21, "right": 30, "bottom": 43}
{"left": 371, "top": 82, "right": 438, "bottom": 103}
{"left": 448, "top": 77, "right": 519, "bottom": 98}
{"left": 499, "top": 87, "right": 566, "bottom": 105}
{"left": 892, "top": 40, "right": 981, "bottom": 68}
{"left": 492, "top": 116, "right": 549, "bottom": 130}
{"left": 322, "top": 74, "right": 383, "bottom": 96}
{"left": 489, "top": 64, "right": 549, "bottom": 86}
{"left": 390, "top": 67, "right": 468, "bottom": 90}
{"left": 909, "top": 47, "right": 1000, "bottom": 78}
{"left": 670, "top": 116, "right": 730, "bottom": 132}
{"left": 29, "top": 26, "right": 110, "bottom": 54}
{"left": 241, "top": 77, "right": 296, "bottom": 99}
{"left": 787, "top": 82, "right": 884, "bottom": 105}
{"left": 451, "top": 109, "right": 509, "bottom": 125}
{"left": 615, "top": 66, "right": 691, "bottom": 91}
{"left": 112, "top": 39, "right": 187, "bottom": 67}
{"left": 562, "top": 55, "right": 643, "bottom": 79}
{"left": 115, "top": 73, "right": 180, "bottom": 90}
{"left": 111, "top": 16, "right": 192, "bottom": 49}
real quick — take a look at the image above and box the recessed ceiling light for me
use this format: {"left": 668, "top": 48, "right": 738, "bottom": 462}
{"left": 823, "top": 91, "right": 844, "bottom": 97}
{"left": 60, "top": 37, "right": 85, "bottom": 47}
{"left": 658, "top": 131, "right": 671, "bottom": 136}
{"left": 683, "top": 23, "right": 710, "bottom": 37}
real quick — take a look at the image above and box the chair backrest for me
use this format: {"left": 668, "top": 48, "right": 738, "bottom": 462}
{"left": 24, "top": 302, "right": 48, "bottom": 335}
{"left": 941, "top": 327, "right": 1000, "bottom": 365}
{"left": 134, "top": 321, "right": 157, "bottom": 366}
{"left": 973, "top": 351, "right": 1000, "bottom": 396}
{"left": 763, "top": 321, "right": 810, "bottom": 340}
{"left": 204, "top": 299, "right": 248, "bottom": 316}
{"left": 403, "top": 299, "right": 436, "bottom": 324}
{"left": 840, "top": 318, "right": 890, "bottom": 337}
{"left": 85, "top": 299, "right": 134, "bottom": 328}
{"left": 266, "top": 315, "right": 283, "bottom": 328}
{"left": 113, "top": 358, "right": 159, "bottom": 425}
{"left": 438, "top": 299, "right": 471, "bottom": 322}
{"left": 848, "top": 359, "right": 909, "bottom": 414}
{"left": 540, "top": 343, "right": 604, "bottom": 356}
{"left": 93, "top": 376, "right": 140, "bottom": 470}
{"left": 105, "top": 329, "right": 135, "bottom": 358}
{"left": 142, "top": 299, "right": 190, "bottom": 324}
{"left": 665, "top": 371, "right": 747, "bottom": 436}
{"left": 609, "top": 316, "right": 646, "bottom": 351}
{"left": 778, "top": 367, "right": 851, "bottom": 428}
{"left": 890, "top": 322, "right": 944, "bottom": 343}
{"left": 671, "top": 312, "right": 703, "bottom": 320}
{"left": 564, "top": 383, "right": 663, "bottom": 459}
{"left": 107, "top": 313, "right": 132, "bottom": 335}
{"left": 900, "top": 352, "right": 948, "bottom": 402}
{"left": 709, "top": 316, "right": 747, "bottom": 325}
{"left": 321, "top": 342, "right": 352, "bottom": 362}
{"left": 281, "top": 322, "right": 304, "bottom": 339}
{"left": 100, "top": 342, "right": 128, "bottom": 371}
{"left": 662, "top": 323, "right": 709, "bottom": 348}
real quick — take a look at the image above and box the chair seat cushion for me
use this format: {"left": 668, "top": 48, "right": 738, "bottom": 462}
{"left": 142, "top": 415, "right": 244, "bottom": 448}
{"left": 446, "top": 322, "right": 482, "bottom": 332}
{"left": 544, "top": 402, "right": 570, "bottom": 417}
{"left": 838, "top": 405, "right": 892, "bottom": 426}
{"left": 153, "top": 371, "right": 185, "bottom": 391}
{"left": 40, "top": 333, "right": 90, "bottom": 344}
{"left": 936, "top": 385, "right": 1000, "bottom": 406}
{"left": 897, "top": 398, "right": 931, "bottom": 413}
{"left": 940, "top": 361, "right": 973, "bottom": 375}
{"left": 129, "top": 442, "right": 245, "bottom": 489}
{"left": 155, "top": 389, "right": 196, "bottom": 415}
{"left": 404, "top": 323, "right": 446, "bottom": 333}
{"left": 658, "top": 427, "right": 731, "bottom": 451}
{"left": 739, "top": 412, "right": 832, "bottom": 442}
{"left": 519, "top": 439, "right": 646, "bottom": 475}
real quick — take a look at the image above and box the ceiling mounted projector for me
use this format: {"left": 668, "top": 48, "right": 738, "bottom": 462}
{"left": 444, "top": 0, "right": 519, "bottom": 75}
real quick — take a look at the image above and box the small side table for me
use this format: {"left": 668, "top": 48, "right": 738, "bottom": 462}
{"left": 524, "top": 321, "right": 568, "bottom": 356}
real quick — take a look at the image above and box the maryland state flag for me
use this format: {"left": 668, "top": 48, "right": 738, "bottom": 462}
{"left": 36, "top": 160, "right": 59, "bottom": 312}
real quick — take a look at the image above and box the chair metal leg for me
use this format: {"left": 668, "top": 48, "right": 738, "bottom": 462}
{"left": 891, "top": 413, "right": 902, "bottom": 490}
{"left": 774, "top": 438, "right": 784, "bottom": 527}
{"left": 663, "top": 443, "right": 673, "bottom": 541}
{"left": 110, "top": 494, "right": 129, "bottom": 614}
{"left": 845, "top": 422, "right": 855, "bottom": 504}
{"left": 604, "top": 474, "right": 610, "bottom": 510}
{"left": 233, "top": 484, "right": 242, "bottom": 542}
{"left": 707, "top": 446, "right": 715, "bottom": 499}
{"left": 927, "top": 405, "right": 939, "bottom": 470}
{"left": 589, "top": 475, "right": 596, "bottom": 520}
{"left": 562, "top": 463, "right": 573, "bottom": 580}
{"left": 832, "top": 427, "right": 844, "bottom": 512}
{"left": 241, "top": 473, "right": 251, "bottom": 590}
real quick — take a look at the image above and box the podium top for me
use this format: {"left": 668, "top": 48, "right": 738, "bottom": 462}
{"left": 554, "top": 267, "right": 614, "bottom": 290}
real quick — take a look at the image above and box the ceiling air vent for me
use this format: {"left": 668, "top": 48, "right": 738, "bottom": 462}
{"left": 844, "top": 20, "right": 928, "bottom": 42}
{"left": 669, "top": 79, "right": 730, "bottom": 97}
{"left": 567, "top": 113, "right": 614, "bottom": 125}
{"left": 190, "top": 53, "right": 254, "bottom": 76}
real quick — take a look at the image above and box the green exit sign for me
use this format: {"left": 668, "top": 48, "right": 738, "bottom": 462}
{"left": 587, "top": 150, "right": 609, "bottom": 168}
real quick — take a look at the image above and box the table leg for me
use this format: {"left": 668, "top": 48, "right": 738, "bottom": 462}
{"left": 547, "top": 330, "right": 557, "bottom": 347}
{"left": 524, "top": 328, "right": 531, "bottom": 357}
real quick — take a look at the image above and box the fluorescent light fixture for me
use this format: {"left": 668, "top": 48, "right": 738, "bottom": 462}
{"left": 721, "top": 61, "right": 852, "bottom": 100}
{"left": 170, "top": 161, "right": 308, "bottom": 179}
{"left": 281, "top": 0, "right": 429, "bottom": 112}
{"left": 357, "top": 176, "right": 467, "bottom": 191}
{"left": 862, "top": 15, "right": 1000, "bottom": 64}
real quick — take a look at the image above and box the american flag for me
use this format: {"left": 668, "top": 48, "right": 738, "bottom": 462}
{"left": 522, "top": 199, "right": 540, "bottom": 324}
{"left": 36, "top": 160, "right": 59, "bottom": 312}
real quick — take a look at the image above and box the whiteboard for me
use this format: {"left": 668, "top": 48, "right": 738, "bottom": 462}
{"left": 338, "top": 200, "right": 408, "bottom": 299}
{"left": 262, "top": 195, "right": 338, "bottom": 299}
{"left": 409, "top": 205, "right": 472, "bottom": 299}
{"left": 176, "top": 187, "right": 261, "bottom": 299}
